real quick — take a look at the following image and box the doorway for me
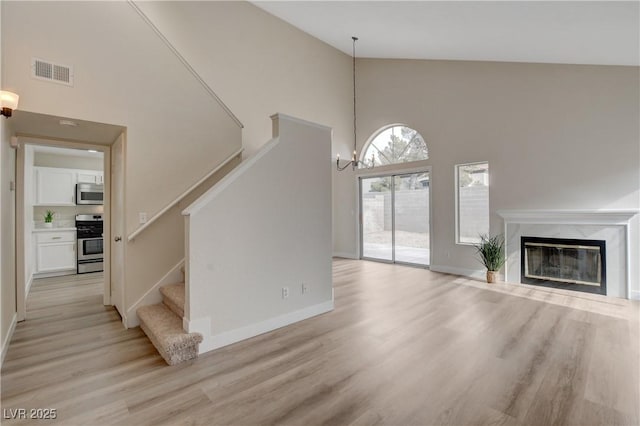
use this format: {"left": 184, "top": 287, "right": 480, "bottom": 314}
{"left": 360, "top": 170, "right": 431, "bottom": 266}
{"left": 11, "top": 111, "right": 125, "bottom": 323}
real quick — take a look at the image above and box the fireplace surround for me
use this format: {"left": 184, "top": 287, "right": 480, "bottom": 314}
{"left": 497, "top": 210, "right": 638, "bottom": 299}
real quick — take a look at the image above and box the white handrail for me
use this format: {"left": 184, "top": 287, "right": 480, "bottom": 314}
{"left": 128, "top": 1, "right": 243, "bottom": 129}
{"left": 128, "top": 148, "right": 243, "bottom": 241}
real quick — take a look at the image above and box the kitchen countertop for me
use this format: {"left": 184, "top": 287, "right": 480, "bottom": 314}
{"left": 33, "top": 227, "right": 77, "bottom": 233}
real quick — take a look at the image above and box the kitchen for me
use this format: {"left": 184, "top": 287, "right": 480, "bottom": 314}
{"left": 26, "top": 144, "right": 104, "bottom": 296}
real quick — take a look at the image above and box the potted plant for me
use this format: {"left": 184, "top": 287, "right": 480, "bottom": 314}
{"left": 44, "top": 210, "right": 55, "bottom": 228}
{"left": 475, "top": 234, "right": 506, "bottom": 283}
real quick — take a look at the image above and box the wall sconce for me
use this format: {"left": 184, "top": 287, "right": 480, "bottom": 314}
{"left": 0, "top": 91, "right": 19, "bottom": 118}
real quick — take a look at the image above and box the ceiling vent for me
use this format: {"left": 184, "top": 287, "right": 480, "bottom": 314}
{"left": 31, "top": 58, "right": 74, "bottom": 86}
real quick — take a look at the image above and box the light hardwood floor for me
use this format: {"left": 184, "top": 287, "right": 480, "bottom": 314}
{"left": 2, "top": 260, "right": 639, "bottom": 425}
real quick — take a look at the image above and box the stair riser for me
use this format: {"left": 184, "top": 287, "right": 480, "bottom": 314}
{"left": 159, "top": 283, "right": 185, "bottom": 319}
{"left": 162, "top": 296, "right": 184, "bottom": 318}
{"left": 165, "top": 346, "right": 199, "bottom": 366}
{"left": 139, "top": 319, "right": 200, "bottom": 366}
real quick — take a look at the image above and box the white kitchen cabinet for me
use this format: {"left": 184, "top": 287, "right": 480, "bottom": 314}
{"left": 34, "top": 167, "right": 104, "bottom": 206}
{"left": 77, "top": 171, "right": 104, "bottom": 184}
{"left": 34, "top": 231, "right": 76, "bottom": 274}
{"left": 35, "top": 167, "right": 76, "bottom": 205}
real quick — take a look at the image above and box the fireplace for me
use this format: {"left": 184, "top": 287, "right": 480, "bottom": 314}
{"left": 521, "top": 236, "right": 606, "bottom": 295}
{"left": 498, "top": 210, "right": 638, "bottom": 299}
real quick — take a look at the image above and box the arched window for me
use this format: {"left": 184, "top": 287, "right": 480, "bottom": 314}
{"left": 360, "top": 125, "right": 428, "bottom": 168}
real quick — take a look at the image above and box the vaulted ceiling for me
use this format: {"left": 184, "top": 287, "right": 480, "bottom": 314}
{"left": 253, "top": 1, "right": 639, "bottom": 66}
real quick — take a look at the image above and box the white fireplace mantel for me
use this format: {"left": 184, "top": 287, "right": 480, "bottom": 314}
{"left": 497, "top": 209, "right": 639, "bottom": 225}
{"left": 497, "top": 209, "right": 639, "bottom": 299}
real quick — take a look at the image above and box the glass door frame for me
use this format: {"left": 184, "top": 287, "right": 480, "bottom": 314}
{"left": 357, "top": 166, "right": 432, "bottom": 268}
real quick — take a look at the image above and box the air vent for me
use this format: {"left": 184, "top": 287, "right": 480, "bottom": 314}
{"left": 31, "top": 58, "right": 73, "bottom": 86}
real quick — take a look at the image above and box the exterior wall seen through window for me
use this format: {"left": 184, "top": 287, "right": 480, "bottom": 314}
{"left": 456, "top": 162, "right": 489, "bottom": 244}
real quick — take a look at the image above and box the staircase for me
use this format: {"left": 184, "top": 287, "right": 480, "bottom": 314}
{"left": 137, "top": 270, "right": 202, "bottom": 365}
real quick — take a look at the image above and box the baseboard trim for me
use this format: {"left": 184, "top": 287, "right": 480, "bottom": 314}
{"left": 1, "top": 313, "right": 18, "bottom": 367}
{"left": 332, "top": 252, "right": 358, "bottom": 260}
{"left": 630, "top": 290, "right": 640, "bottom": 301}
{"left": 430, "top": 264, "right": 501, "bottom": 281}
{"left": 25, "top": 275, "right": 33, "bottom": 301}
{"left": 120, "top": 313, "right": 129, "bottom": 329}
{"left": 126, "top": 259, "right": 185, "bottom": 328}
{"left": 32, "top": 270, "right": 75, "bottom": 279}
{"left": 200, "top": 300, "right": 334, "bottom": 354}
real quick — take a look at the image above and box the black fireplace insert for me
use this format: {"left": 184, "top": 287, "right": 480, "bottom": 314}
{"left": 521, "top": 236, "right": 606, "bottom": 295}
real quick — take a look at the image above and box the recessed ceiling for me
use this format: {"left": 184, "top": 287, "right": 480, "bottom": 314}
{"left": 253, "top": 1, "right": 639, "bottom": 66}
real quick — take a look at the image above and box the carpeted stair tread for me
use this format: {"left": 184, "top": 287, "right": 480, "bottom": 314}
{"left": 137, "top": 303, "right": 202, "bottom": 365}
{"left": 160, "top": 283, "right": 185, "bottom": 318}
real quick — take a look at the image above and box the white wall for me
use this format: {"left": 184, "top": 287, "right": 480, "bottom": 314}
{"left": 185, "top": 114, "right": 333, "bottom": 353}
{"left": 0, "top": 120, "right": 17, "bottom": 363}
{"left": 2, "top": 1, "right": 242, "bottom": 235}
{"left": 1, "top": 0, "right": 18, "bottom": 362}
{"left": 2, "top": 1, "right": 357, "bottom": 318}
{"left": 133, "top": 1, "right": 352, "bottom": 158}
{"left": 124, "top": 154, "right": 240, "bottom": 323}
{"left": 2, "top": 1, "right": 242, "bottom": 316}
{"left": 339, "top": 58, "right": 639, "bottom": 292}
{"left": 129, "top": 1, "right": 353, "bottom": 255}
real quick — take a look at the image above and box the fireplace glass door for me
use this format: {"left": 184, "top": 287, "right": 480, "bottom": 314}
{"left": 521, "top": 236, "right": 606, "bottom": 295}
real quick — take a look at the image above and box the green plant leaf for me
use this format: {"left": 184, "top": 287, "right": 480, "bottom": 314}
{"left": 474, "top": 234, "right": 506, "bottom": 272}
{"left": 44, "top": 210, "right": 55, "bottom": 223}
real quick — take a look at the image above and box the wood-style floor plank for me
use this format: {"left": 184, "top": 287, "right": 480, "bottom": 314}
{"left": 1, "top": 260, "right": 638, "bottom": 425}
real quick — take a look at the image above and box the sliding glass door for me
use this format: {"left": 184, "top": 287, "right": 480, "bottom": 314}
{"left": 360, "top": 171, "right": 430, "bottom": 266}
{"left": 361, "top": 176, "right": 393, "bottom": 261}
{"left": 394, "top": 173, "right": 430, "bottom": 265}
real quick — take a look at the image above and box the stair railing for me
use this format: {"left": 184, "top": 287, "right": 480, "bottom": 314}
{"left": 127, "top": 147, "right": 243, "bottom": 241}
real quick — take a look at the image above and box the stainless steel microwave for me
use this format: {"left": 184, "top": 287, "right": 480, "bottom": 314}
{"left": 76, "top": 183, "right": 104, "bottom": 205}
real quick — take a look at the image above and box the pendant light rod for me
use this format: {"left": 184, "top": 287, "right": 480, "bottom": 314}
{"left": 336, "top": 36, "right": 360, "bottom": 171}
{"left": 352, "top": 36, "right": 358, "bottom": 158}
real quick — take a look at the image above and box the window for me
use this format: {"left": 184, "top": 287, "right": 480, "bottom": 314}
{"left": 456, "top": 162, "right": 489, "bottom": 244}
{"left": 360, "top": 125, "right": 428, "bottom": 168}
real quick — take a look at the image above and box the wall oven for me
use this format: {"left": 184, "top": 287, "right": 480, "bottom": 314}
{"left": 76, "top": 214, "right": 104, "bottom": 274}
{"left": 76, "top": 183, "right": 104, "bottom": 205}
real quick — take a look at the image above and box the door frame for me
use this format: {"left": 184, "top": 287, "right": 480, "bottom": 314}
{"left": 15, "top": 136, "right": 113, "bottom": 321}
{"left": 110, "top": 132, "right": 126, "bottom": 322}
{"left": 357, "top": 165, "right": 433, "bottom": 268}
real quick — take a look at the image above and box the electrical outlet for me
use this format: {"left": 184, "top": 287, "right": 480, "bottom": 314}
{"left": 139, "top": 212, "right": 147, "bottom": 224}
{"left": 301, "top": 283, "right": 309, "bottom": 294}
{"left": 282, "top": 287, "right": 289, "bottom": 299}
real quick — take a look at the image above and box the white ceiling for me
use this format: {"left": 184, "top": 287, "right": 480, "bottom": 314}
{"left": 253, "top": 1, "right": 639, "bottom": 66}
{"left": 31, "top": 145, "right": 104, "bottom": 159}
